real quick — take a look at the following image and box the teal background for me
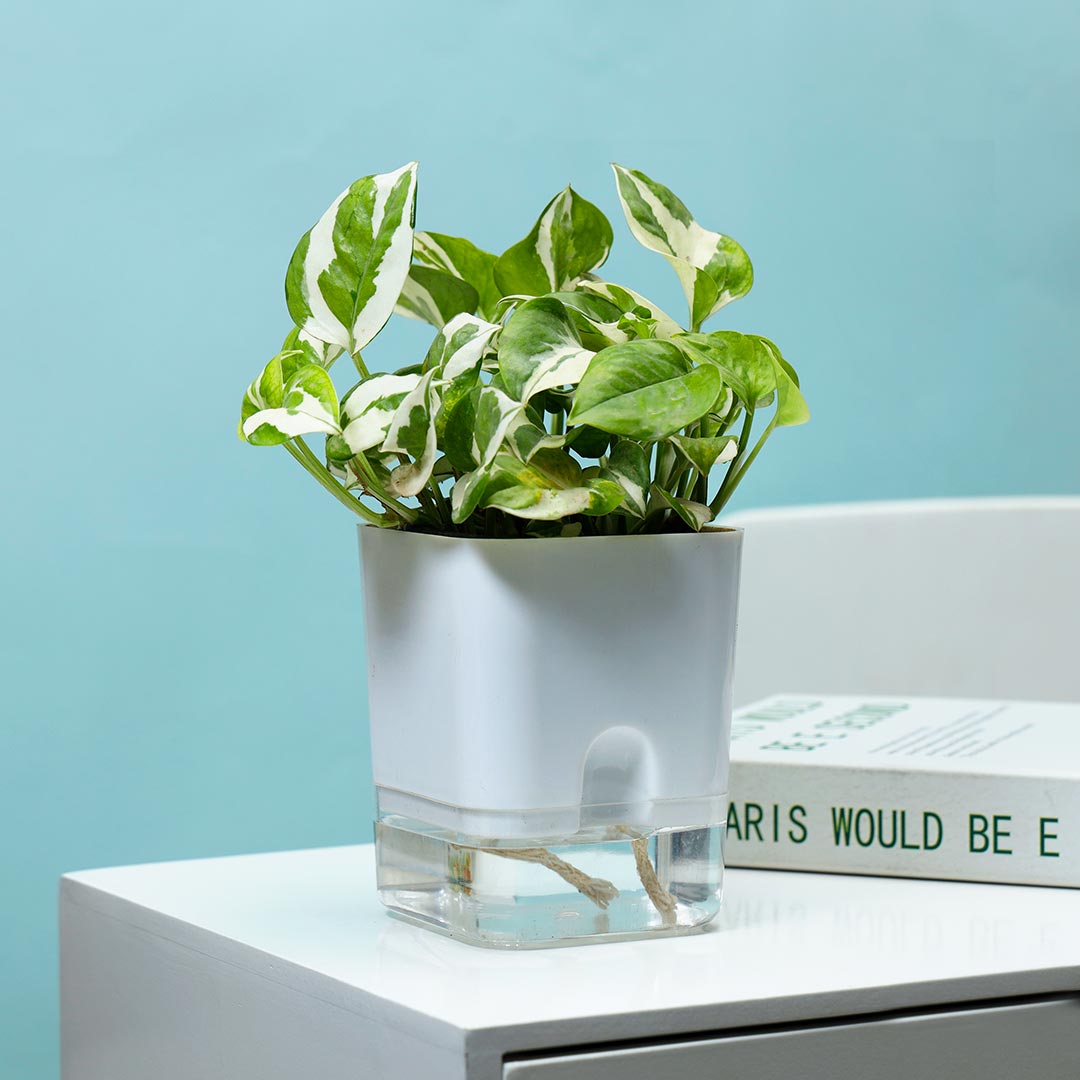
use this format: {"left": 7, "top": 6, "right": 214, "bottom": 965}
{"left": 3, "top": 0, "right": 1079, "bottom": 1074}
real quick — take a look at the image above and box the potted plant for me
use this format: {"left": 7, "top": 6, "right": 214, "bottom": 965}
{"left": 239, "top": 162, "right": 808, "bottom": 948}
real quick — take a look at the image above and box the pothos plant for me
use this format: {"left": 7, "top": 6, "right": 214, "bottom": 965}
{"left": 239, "top": 162, "right": 808, "bottom": 537}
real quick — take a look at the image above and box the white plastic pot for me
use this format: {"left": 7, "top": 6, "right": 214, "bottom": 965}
{"left": 360, "top": 527, "right": 742, "bottom": 834}
{"left": 357, "top": 526, "right": 743, "bottom": 947}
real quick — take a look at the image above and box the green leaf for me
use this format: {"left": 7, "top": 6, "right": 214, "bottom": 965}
{"left": 577, "top": 281, "right": 684, "bottom": 340}
{"left": 652, "top": 484, "right": 713, "bottom": 531}
{"left": 494, "top": 187, "right": 613, "bottom": 296}
{"left": 670, "top": 434, "right": 738, "bottom": 473}
{"left": 564, "top": 424, "right": 610, "bottom": 458}
{"left": 600, "top": 440, "right": 650, "bottom": 517}
{"left": 241, "top": 362, "right": 340, "bottom": 446}
{"left": 498, "top": 296, "right": 595, "bottom": 402}
{"left": 413, "top": 232, "right": 501, "bottom": 321}
{"left": 568, "top": 339, "right": 722, "bottom": 440}
{"left": 394, "top": 265, "right": 478, "bottom": 327}
{"left": 611, "top": 164, "right": 752, "bottom": 328}
{"left": 381, "top": 371, "right": 440, "bottom": 496}
{"left": 285, "top": 162, "right": 417, "bottom": 354}
{"left": 759, "top": 338, "right": 809, "bottom": 427}
{"left": 480, "top": 452, "right": 625, "bottom": 520}
{"left": 676, "top": 331, "right": 775, "bottom": 407}
{"left": 339, "top": 372, "right": 421, "bottom": 453}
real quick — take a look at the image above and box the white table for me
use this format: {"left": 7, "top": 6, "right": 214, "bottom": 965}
{"left": 61, "top": 845, "right": 1080, "bottom": 1079}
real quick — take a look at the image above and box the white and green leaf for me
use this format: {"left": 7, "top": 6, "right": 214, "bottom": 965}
{"left": 494, "top": 186, "right": 613, "bottom": 297}
{"left": 449, "top": 465, "right": 492, "bottom": 523}
{"left": 394, "top": 265, "right": 478, "bottom": 327}
{"left": 281, "top": 326, "right": 344, "bottom": 370}
{"left": 506, "top": 413, "right": 565, "bottom": 462}
{"left": 240, "top": 352, "right": 289, "bottom": 433}
{"left": 612, "top": 164, "right": 752, "bottom": 329}
{"left": 652, "top": 484, "right": 713, "bottom": 531}
{"left": 543, "top": 291, "right": 631, "bottom": 349}
{"left": 339, "top": 372, "right": 422, "bottom": 454}
{"left": 498, "top": 296, "right": 595, "bottom": 402}
{"left": 285, "top": 161, "right": 418, "bottom": 354}
{"left": 600, "top": 440, "right": 650, "bottom": 518}
{"left": 568, "top": 339, "right": 722, "bottom": 441}
{"left": 413, "top": 232, "right": 500, "bottom": 321}
{"left": 577, "top": 280, "right": 684, "bottom": 340}
{"left": 381, "top": 371, "right": 440, "bottom": 497}
{"left": 670, "top": 433, "right": 738, "bottom": 473}
{"left": 675, "top": 331, "right": 775, "bottom": 407}
{"left": 425, "top": 312, "right": 501, "bottom": 381}
{"left": 442, "top": 384, "right": 523, "bottom": 473}
{"left": 759, "top": 338, "right": 809, "bottom": 428}
{"left": 428, "top": 314, "right": 500, "bottom": 444}
{"left": 480, "top": 451, "right": 625, "bottom": 520}
{"left": 241, "top": 362, "right": 340, "bottom": 446}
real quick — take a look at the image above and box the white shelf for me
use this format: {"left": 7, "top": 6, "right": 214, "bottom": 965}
{"left": 61, "top": 845, "right": 1080, "bottom": 1079}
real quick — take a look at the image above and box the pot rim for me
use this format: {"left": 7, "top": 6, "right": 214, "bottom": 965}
{"left": 357, "top": 524, "right": 742, "bottom": 544}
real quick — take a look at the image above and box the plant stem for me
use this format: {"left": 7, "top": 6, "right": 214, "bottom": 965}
{"left": 708, "top": 407, "right": 755, "bottom": 512}
{"left": 283, "top": 442, "right": 386, "bottom": 525}
{"left": 677, "top": 465, "right": 697, "bottom": 500}
{"left": 712, "top": 422, "right": 774, "bottom": 513}
{"left": 428, "top": 477, "right": 452, "bottom": 527}
{"left": 655, "top": 441, "right": 677, "bottom": 490}
{"left": 304, "top": 439, "right": 418, "bottom": 526}
{"left": 351, "top": 350, "right": 370, "bottom": 378}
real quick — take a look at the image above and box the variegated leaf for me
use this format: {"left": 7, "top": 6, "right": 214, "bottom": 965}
{"left": 413, "top": 232, "right": 501, "bottom": 321}
{"left": 674, "top": 331, "right": 776, "bottom": 407}
{"left": 612, "top": 165, "right": 752, "bottom": 329}
{"left": 241, "top": 362, "right": 340, "bottom": 446}
{"left": 381, "top": 372, "right": 440, "bottom": 497}
{"left": 498, "top": 297, "right": 595, "bottom": 402}
{"left": 578, "top": 280, "right": 684, "bottom": 340}
{"left": 480, "top": 452, "right": 625, "bottom": 520}
{"left": 340, "top": 373, "right": 422, "bottom": 454}
{"left": 758, "top": 338, "right": 809, "bottom": 428}
{"left": 394, "top": 265, "right": 478, "bottom": 327}
{"left": 281, "top": 326, "right": 344, "bottom": 369}
{"left": 449, "top": 465, "right": 491, "bottom": 524}
{"left": 425, "top": 312, "right": 501, "bottom": 381}
{"left": 430, "top": 313, "right": 502, "bottom": 446}
{"left": 494, "top": 187, "right": 613, "bottom": 297}
{"left": 652, "top": 484, "right": 713, "bottom": 531}
{"left": 472, "top": 386, "right": 524, "bottom": 467}
{"left": 442, "top": 384, "right": 524, "bottom": 475}
{"left": 568, "top": 339, "right": 722, "bottom": 441}
{"left": 286, "top": 162, "right": 417, "bottom": 354}
{"left": 600, "top": 440, "right": 649, "bottom": 517}
{"left": 545, "top": 291, "right": 631, "bottom": 349}
{"left": 506, "top": 413, "right": 565, "bottom": 462}
{"left": 240, "top": 352, "right": 290, "bottom": 434}
{"left": 670, "top": 434, "right": 738, "bottom": 473}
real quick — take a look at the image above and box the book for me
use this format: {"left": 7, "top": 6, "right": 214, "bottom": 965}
{"left": 725, "top": 694, "right": 1080, "bottom": 887}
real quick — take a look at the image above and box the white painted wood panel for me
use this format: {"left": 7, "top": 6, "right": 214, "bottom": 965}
{"left": 60, "top": 846, "right": 1080, "bottom": 1080}
{"left": 504, "top": 999, "right": 1080, "bottom": 1079}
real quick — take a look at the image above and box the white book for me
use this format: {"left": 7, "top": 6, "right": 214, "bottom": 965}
{"left": 726, "top": 694, "right": 1080, "bottom": 887}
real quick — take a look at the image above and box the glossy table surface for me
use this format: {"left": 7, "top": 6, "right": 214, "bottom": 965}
{"left": 63, "top": 844, "right": 1080, "bottom": 1055}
